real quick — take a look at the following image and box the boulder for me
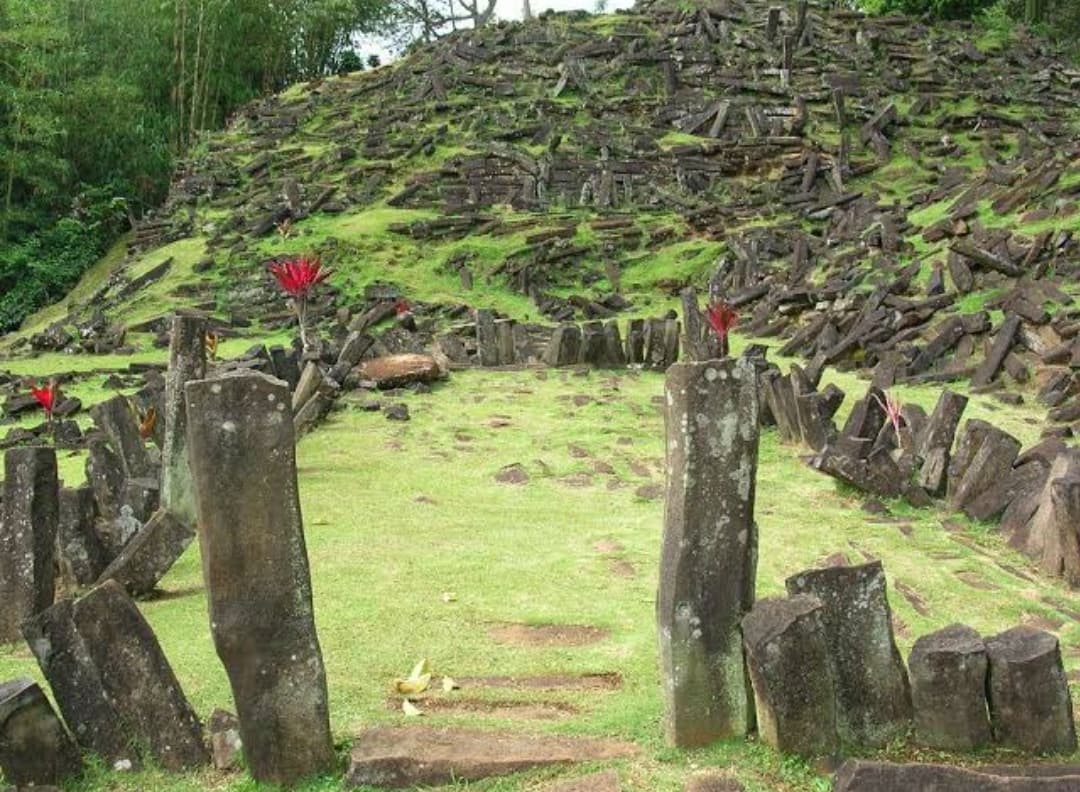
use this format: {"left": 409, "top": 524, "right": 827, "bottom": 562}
{"left": 0, "top": 678, "right": 81, "bottom": 786}
{"left": 356, "top": 354, "right": 443, "bottom": 388}
{"left": 908, "top": 624, "right": 991, "bottom": 750}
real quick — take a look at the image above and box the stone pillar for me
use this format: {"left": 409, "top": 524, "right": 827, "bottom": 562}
{"left": 22, "top": 581, "right": 207, "bottom": 770}
{"left": 185, "top": 371, "right": 334, "bottom": 785}
{"left": 786, "top": 561, "right": 912, "bottom": 748}
{"left": 160, "top": 313, "right": 206, "bottom": 528}
{"left": 908, "top": 624, "right": 991, "bottom": 750}
{"left": 915, "top": 389, "right": 968, "bottom": 496}
{"left": 476, "top": 309, "right": 498, "bottom": 367}
{"left": 89, "top": 395, "right": 153, "bottom": 479}
{"left": 0, "top": 678, "right": 82, "bottom": 786}
{"left": 985, "top": 626, "right": 1076, "bottom": 753}
{"left": 57, "top": 485, "right": 107, "bottom": 586}
{"left": 1, "top": 447, "right": 58, "bottom": 643}
{"left": 658, "top": 358, "right": 759, "bottom": 746}
{"left": 741, "top": 595, "right": 838, "bottom": 757}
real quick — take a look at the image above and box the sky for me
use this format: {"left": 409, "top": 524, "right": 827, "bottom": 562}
{"left": 362, "top": 0, "right": 637, "bottom": 63}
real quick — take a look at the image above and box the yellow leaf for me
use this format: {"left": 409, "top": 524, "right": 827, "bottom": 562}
{"left": 441, "top": 592, "right": 457, "bottom": 603}
{"left": 407, "top": 658, "right": 431, "bottom": 681}
{"left": 394, "top": 675, "right": 431, "bottom": 695}
{"left": 442, "top": 676, "right": 458, "bottom": 693}
{"left": 402, "top": 700, "right": 423, "bottom": 717}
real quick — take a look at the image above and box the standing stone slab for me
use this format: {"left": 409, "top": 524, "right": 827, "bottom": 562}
{"left": 1, "top": 447, "right": 58, "bottom": 643}
{"left": 85, "top": 439, "right": 124, "bottom": 520}
{"left": 544, "top": 325, "right": 583, "bottom": 367}
{"left": 948, "top": 423, "right": 1021, "bottom": 516}
{"left": 95, "top": 509, "right": 195, "bottom": 597}
{"left": 0, "top": 678, "right": 81, "bottom": 786}
{"left": 908, "top": 624, "right": 991, "bottom": 750}
{"left": 915, "top": 390, "right": 968, "bottom": 496}
{"left": 741, "top": 595, "right": 838, "bottom": 757}
{"left": 785, "top": 561, "right": 911, "bottom": 748}
{"left": 160, "top": 314, "right": 206, "bottom": 528}
{"left": 185, "top": 371, "right": 334, "bottom": 785}
{"left": 57, "top": 486, "right": 107, "bottom": 586}
{"left": 625, "top": 319, "right": 645, "bottom": 364}
{"left": 985, "top": 627, "right": 1076, "bottom": 754}
{"left": 88, "top": 396, "right": 153, "bottom": 480}
{"left": 23, "top": 582, "right": 207, "bottom": 770}
{"left": 602, "top": 321, "right": 625, "bottom": 367}
{"left": 658, "top": 358, "right": 759, "bottom": 746}
{"left": 476, "top": 309, "right": 499, "bottom": 367}
{"left": 22, "top": 599, "right": 134, "bottom": 765}
{"left": 495, "top": 320, "right": 516, "bottom": 366}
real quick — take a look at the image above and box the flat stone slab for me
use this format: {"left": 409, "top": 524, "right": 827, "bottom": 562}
{"left": 834, "top": 760, "right": 1080, "bottom": 791}
{"left": 344, "top": 726, "right": 638, "bottom": 788}
{"left": 356, "top": 354, "right": 442, "bottom": 388}
{"left": 537, "top": 770, "right": 620, "bottom": 791}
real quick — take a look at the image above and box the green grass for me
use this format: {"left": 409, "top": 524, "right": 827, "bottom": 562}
{"left": 2, "top": 361, "right": 1078, "bottom": 791}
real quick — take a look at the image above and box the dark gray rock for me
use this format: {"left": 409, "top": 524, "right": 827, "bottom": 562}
{"left": 95, "top": 509, "right": 195, "bottom": 597}
{"left": 741, "top": 595, "right": 838, "bottom": 757}
{"left": 1, "top": 447, "right": 58, "bottom": 643}
{"left": 985, "top": 627, "right": 1076, "bottom": 754}
{"left": 23, "top": 581, "right": 207, "bottom": 770}
{"left": 160, "top": 314, "right": 206, "bottom": 529}
{"left": 786, "top": 561, "right": 912, "bottom": 748}
{"left": 88, "top": 396, "right": 154, "bottom": 480}
{"left": 57, "top": 486, "right": 107, "bottom": 586}
{"left": 544, "top": 324, "right": 583, "bottom": 367}
{"left": 476, "top": 309, "right": 499, "bottom": 367}
{"left": 185, "top": 371, "right": 334, "bottom": 785}
{"left": 948, "top": 421, "right": 1021, "bottom": 517}
{"left": 0, "top": 678, "right": 81, "bottom": 786}
{"left": 659, "top": 358, "right": 759, "bottom": 746}
{"left": 85, "top": 439, "right": 124, "bottom": 520}
{"left": 908, "top": 624, "right": 991, "bottom": 750}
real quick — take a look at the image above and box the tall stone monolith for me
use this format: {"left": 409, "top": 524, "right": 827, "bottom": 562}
{"left": 185, "top": 370, "right": 334, "bottom": 785}
{"left": 1, "top": 447, "right": 58, "bottom": 643}
{"left": 160, "top": 313, "right": 207, "bottom": 528}
{"left": 658, "top": 357, "right": 759, "bottom": 747}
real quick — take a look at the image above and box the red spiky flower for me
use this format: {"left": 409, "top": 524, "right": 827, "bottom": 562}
{"left": 872, "top": 390, "right": 904, "bottom": 447}
{"left": 706, "top": 300, "right": 738, "bottom": 357}
{"left": 29, "top": 380, "right": 60, "bottom": 425}
{"left": 268, "top": 255, "right": 330, "bottom": 352}
{"left": 394, "top": 299, "right": 412, "bottom": 317}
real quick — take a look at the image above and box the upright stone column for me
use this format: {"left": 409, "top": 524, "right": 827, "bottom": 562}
{"left": 185, "top": 371, "right": 334, "bottom": 785}
{"left": 160, "top": 313, "right": 207, "bottom": 528}
{"left": 658, "top": 358, "right": 759, "bottom": 746}
{"left": 1, "top": 447, "right": 59, "bottom": 643}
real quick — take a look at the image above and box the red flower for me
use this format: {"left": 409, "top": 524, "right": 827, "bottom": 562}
{"left": 30, "top": 380, "right": 60, "bottom": 422}
{"left": 706, "top": 300, "right": 738, "bottom": 342}
{"left": 268, "top": 256, "right": 330, "bottom": 299}
{"left": 394, "top": 299, "right": 412, "bottom": 316}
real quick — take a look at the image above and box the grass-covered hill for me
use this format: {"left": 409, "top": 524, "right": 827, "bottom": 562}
{"left": 1, "top": 1, "right": 1080, "bottom": 791}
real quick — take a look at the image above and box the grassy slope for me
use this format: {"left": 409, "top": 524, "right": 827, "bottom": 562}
{"left": 2, "top": 342, "right": 1078, "bottom": 791}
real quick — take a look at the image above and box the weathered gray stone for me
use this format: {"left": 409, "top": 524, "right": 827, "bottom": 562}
{"left": 741, "top": 595, "right": 838, "bottom": 757}
{"left": 23, "top": 581, "right": 207, "bottom": 770}
{"left": 948, "top": 422, "right": 1021, "bottom": 516}
{"left": 330, "top": 331, "right": 374, "bottom": 382}
{"left": 1011, "top": 449, "right": 1080, "bottom": 582}
{"left": 658, "top": 358, "right": 759, "bottom": 746}
{"left": 160, "top": 314, "right": 206, "bottom": 529}
{"left": 985, "top": 627, "right": 1076, "bottom": 754}
{"left": 476, "top": 309, "right": 499, "bottom": 367}
{"left": 1, "top": 447, "right": 58, "bottom": 643}
{"left": 88, "top": 396, "right": 153, "bottom": 480}
{"left": 85, "top": 439, "right": 124, "bottom": 520}
{"left": 602, "top": 320, "right": 626, "bottom": 367}
{"left": 57, "top": 486, "right": 107, "bottom": 586}
{"left": 544, "top": 324, "right": 583, "bottom": 367}
{"left": 291, "top": 361, "right": 327, "bottom": 412}
{"left": 185, "top": 371, "right": 334, "bottom": 785}
{"left": 786, "top": 561, "right": 911, "bottom": 748}
{"left": 834, "top": 760, "right": 1080, "bottom": 791}
{"left": 0, "top": 678, "right": 81, "bottom": 786}
{"left": 344, "top": 726, "right": 637, "bottom": 788}
{"left": 909, "top": 624, "right": 991, "bottom": 750}
{"left": 625, "top": 319, "right": 645, "bottom": 364}
{"left": 95, "top": 509, "right": 195, "bottom": 597}
{"left": 208, "top": 709, "right": 243, "bottom": 771}
{"left": 495, "top": 320, "right": 516, "bottom": 365}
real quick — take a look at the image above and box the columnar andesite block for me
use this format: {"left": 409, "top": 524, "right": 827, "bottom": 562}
{"left": 88, "top": 395, "right": 154, "bottom": 480}
{"left": 915, "top": 390, "right": 968, "bottom": 496}
{"left": 786, "top": 561, "right": 912, "bottom": 748}
{"left": 0, "top": 678, "right": 82, "bottom": 786}
{"left": 985, "top": 626, "right": 1076, "bottom": 753}
{"left": 908, "top": 624, "right": 991, "bottom": 750}
{"left": 185, "top": 371, "right": 335, "bottom": 785}
{"left": 160, "top": 313, "right": 207, "bottom": 528}
{"left": 658, "top": 358, "right": 759, "bottom": 746}
{"left": 57, "top": 485, "right": 107, "bottom": 586}
{"left": 741, "top": 595, "right": 838, "bottom": 757}
{"left": 22, "top": 581, "right": 207, "bottom": 770}
{"left": 1, "top": 447, "right": 59, "bottom": 643}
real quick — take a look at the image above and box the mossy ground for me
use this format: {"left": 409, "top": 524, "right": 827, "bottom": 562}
{"left": 2, "top": 338, "right": 1079, "bottom": 791}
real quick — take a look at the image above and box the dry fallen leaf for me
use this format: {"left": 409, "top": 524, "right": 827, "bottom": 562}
{"left": 402, "top": 700, "right": 423, "bottom": 717}
{"left": 394, "top": 658, "right": 432, "bottom": 695}
{"left": 442, "top": 676, "right": 458, "bottom": 693}
{"left": 441, "top": 592, "right": 457, "bottom": 603}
